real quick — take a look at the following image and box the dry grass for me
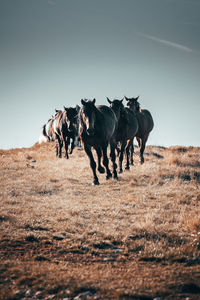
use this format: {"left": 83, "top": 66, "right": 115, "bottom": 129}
{"left": 0, "top": 142, "right": 200, "bottom": 299}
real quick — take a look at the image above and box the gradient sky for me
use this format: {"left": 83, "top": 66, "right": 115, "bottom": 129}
{"left": 0, "top": 0, "right": 200, "bottom": 149}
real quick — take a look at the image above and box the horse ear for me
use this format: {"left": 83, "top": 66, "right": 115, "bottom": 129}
{"left": 92, "top": 98, "right": 96, "bottom": 104}
{"left": 120, "top": 98, "right": 124, "bottom": 103}
{"left": 136, "top": 96, "right": 139, "bottom": 101}
{"left": 107, "top": 97, "right": 112, "bottom": 104}
{"left": 81, "top": 99, "right": 86, "bottom": 105}
{"left": 124, "top": 96, "right": 128, "bottom": 101}
{"left": 63, "top": 106, "right": 67, "bottom": 111}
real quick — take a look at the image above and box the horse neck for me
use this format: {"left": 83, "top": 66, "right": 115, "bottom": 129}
{"left": 93, "top": 106, "right": 104, "bottom": 125}
{"left": 61, "top": 110, "right": 68, "bottom": 124}
{"left": 116, "top": 107, "right": 126, "bottom": 122}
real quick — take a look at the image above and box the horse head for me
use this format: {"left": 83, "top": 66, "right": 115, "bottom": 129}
{"left": 125, "top": 96, "right": 140, "bottom": 112}
{"left": 64, "top": 106, "right": 79, "bottom": 132}
{"left": 80, "top": 99, "right": 96, "bottom": 136}
{"left": 107, "top": 97, "right": 124, "bottom": 121}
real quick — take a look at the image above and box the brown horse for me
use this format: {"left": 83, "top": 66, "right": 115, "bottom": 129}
{"left": 41, "top": 116, "right": 55, "bottom": 142}
{"left": 52, "top": 106, "right": 79, "bottom": 158}
{"left": 125, "top": 96, "right": 154, "bottom": 164}
{"left": 79, "top": 99, "right": 118, "bottom": 185}
{"left": 107, "top": 98, "right": 138, "bottom": 172}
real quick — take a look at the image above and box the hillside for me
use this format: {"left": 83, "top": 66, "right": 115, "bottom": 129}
{"left": 0, "top": 142, "right": 200, "bottom": 299}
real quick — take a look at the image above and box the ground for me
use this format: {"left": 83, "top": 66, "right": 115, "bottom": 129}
{"left": 0, "top": 142, "right": 200, "bottom": 299}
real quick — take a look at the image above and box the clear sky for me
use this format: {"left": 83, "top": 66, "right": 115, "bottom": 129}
{"left": 0, "top": 0, "right": 200, "bottom": 149}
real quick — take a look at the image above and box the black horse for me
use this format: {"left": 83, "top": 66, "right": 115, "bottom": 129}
{"left": 52, "top": 106, "right": 79, "bottom": 158}
{"left": 107, "top": 98, "right": 138, "bottom": 172}
{"left": 64, "top": 105, "right": 80, "bottom": 154}
{"left": 125, "top": 96, "right": 154, "bottom": 164}
{"left": 79, "top": 99, "right": 118, "bottom": 185}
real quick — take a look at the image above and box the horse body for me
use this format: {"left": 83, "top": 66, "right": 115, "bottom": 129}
{"left": 52, "top": 106, "right": 79, "bottom": 158}
{"left": 44, "top": 117, "right": 55, "bottom": 141}
{"left": 39, "top": 115, "right": 55, "bottom": 144}
{"left": 79, "top": 99, "right": 118, "bottom": 185}
{"left": 125, "top": 96, "right": 154, "bottom": 164}
{"left": 64, "top": 106, "right": 80, "bottom": 154}
{"left": 134, "top": 109, "right": 154, "bottom": 139}
{"left": 107, "top": 98, "right": 138, "bottom": 172}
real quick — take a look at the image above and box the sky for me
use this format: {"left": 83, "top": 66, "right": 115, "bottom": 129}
{"left": 0, "top": 0, "right": 200, "bottom": 149}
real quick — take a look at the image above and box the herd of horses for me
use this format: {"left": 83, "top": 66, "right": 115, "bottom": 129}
{"left": 41, "top": 96, "right": 154, "bottom": 185}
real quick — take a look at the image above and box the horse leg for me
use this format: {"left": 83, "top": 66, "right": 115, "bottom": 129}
{"left": 84, "top": 144, "right": 99, "bottom": 185}
{"left": 95, "top": 147, "right": 105, "bottom": 174}
{"left": 130, "top": 139, "right": 134, "bottom": 165}
{"left": 102, "top": 144, "right": 112, "bottom": 179}
{"left": 59, "top": 137, "right": 63, "bottom": 158}
{"left": 62, "top": 134, "right": 69, "bottom": 159}
{"left": 55, "top": 137, "right": 59, "bottom": 157}
{"left": 110, "top": 142, "right": 118, "bottom": 180}
{"left": 116, "top": 143, "right": 121, "bottom": 156}
{"left": 140, "top": 134, "right": 148, "bottom": 164}
{"left": 69, "top": 135, "right": 75, "bottom": 154}
{"left": 136, "top": 137, "right": 141, "bottom": 147}
{"left": 56, "top": 142, "right": 59, "bottom": 157}
{"left": 119, "top": 141, "right": 126, "bottom": 173}
{"left": 125, "top": 139, "right": 132, "bottom": 170}
{"left": 55, "top": 134, "right": 62, "bottom": 158}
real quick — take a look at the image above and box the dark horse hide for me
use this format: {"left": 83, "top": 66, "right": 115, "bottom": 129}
{"left": 107, "top": 98, "right": 138, "bottom": 172}
{"left": 52, "top": 106, "right": 79, "bottom": 158}
{"left": 79, "top": 98, "right": 118, "bottom": 185}
{"left": 125, "top": 96, "right": 154, "bottom": 164}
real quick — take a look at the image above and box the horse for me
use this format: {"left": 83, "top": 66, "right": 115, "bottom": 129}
{"left": 52, "top": 106, "right": 79, "bottom": 158}
{"left": 125, "top": 96, "right": 154, "bottom": 164}
{"left": 63, "top": 105, "right": 80, "bottom": 154}
{"left": 79, "top": 98, "right": 118, "bottom": 185}
{"left": 107, "top": 98, "right": 138, "bottom": 172}
{"left": 41, "top": 116, "right": 55, "bottom": 142}
{"left": 72, "top": 105, "right": 82, "bottom": 148}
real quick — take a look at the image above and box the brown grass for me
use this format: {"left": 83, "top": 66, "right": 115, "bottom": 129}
{"left": 0, "top": 142, "right": 200, "bottom": 299}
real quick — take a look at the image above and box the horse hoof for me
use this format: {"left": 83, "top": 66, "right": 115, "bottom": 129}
{"left": 125, "top": 166, "right": 130, "bottom": 170}
{"left": 119, "top": 169, "right": 123, "bottom": 174}
{"left": 106, "top": 173, "right": 112, "bottom": 180}
{"left": 93, "top": 180, "right": 100, "bottom": 185}
{"left": 114, "top": 175, "right": 118, "bottom": 180}
{"left": 98, "top": 167, "right": 105, "bottom": 174}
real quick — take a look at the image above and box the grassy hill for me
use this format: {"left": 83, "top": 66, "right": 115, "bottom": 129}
{"left": 0, "top": 142, "right": 200, "bottom": 299}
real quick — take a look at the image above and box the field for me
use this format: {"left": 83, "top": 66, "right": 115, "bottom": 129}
{"left": 0, "top": 142, "right": 200, "bottom": 299}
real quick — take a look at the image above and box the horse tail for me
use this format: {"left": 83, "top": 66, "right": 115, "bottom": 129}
{"left": 39, "top": 125, "right": 48, "bottom": 143}
{"left": 42, "top": 124, "right": 51, "bottom": 141}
